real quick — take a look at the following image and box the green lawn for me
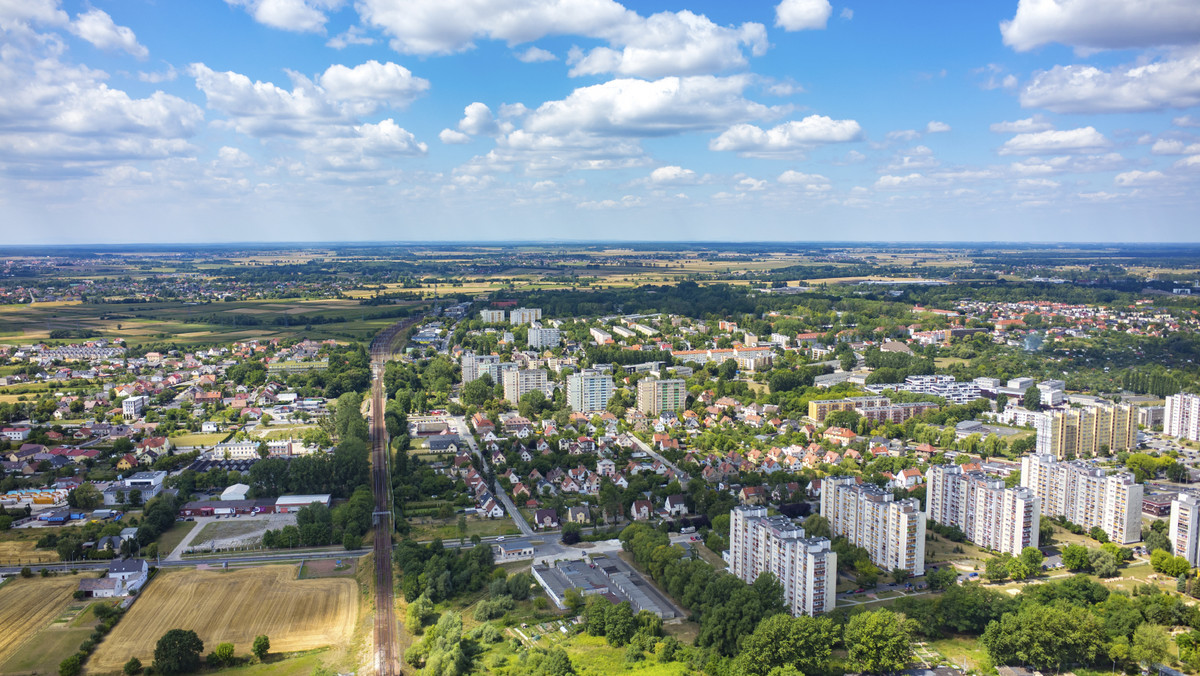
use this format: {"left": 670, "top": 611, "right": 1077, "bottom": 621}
{"left": 155, "top": 519, "right": 198, "bottom": 556}
{"left": 170, "top": 432, "right": 229, "bottom": 447}
{"left": 406, "top": 517, "right": 520, "bottom": 542}
{"left": 926, "top": 635, "right": 991, "bottom": 671}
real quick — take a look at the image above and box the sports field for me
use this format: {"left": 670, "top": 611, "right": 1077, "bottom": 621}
{"left": 89, "top": 565, "right": 358, "bottom": 672}
{"left": 0, "top": 576, "right": 80, "bottom": 665}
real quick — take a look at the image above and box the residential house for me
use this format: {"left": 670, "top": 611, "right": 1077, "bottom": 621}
{"left": 630, "top": 500, "right": 653, "bottom": 521}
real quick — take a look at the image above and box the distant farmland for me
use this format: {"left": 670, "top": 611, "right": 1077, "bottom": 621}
{"left": 0, "top": 576, "right": 80, "bottom": 665}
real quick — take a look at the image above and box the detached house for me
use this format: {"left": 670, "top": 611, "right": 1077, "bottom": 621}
{"left": 630, "top": 500, "right": 653, "bottom": 521}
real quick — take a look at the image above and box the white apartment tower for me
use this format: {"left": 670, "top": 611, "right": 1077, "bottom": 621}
{"left": 527, "top": 324, "right": 562, "bottom": 349}
{"left": 461, "top": 352, "right": 501, "bottom": 383}
{"left": 509, "top": 308, "right": 542, "bottom": 325}
{"left": 480, "top": 309, "right": 506, "bottom": 323}
{"left": 636, "top": 378, "right": 687, "bottom": 415}
{"left": 566, "top": 370, "right": 614, "bottom": 414}
{"left": 502, "top": 369, "right": 550, "bottom": 404}
{"left": 925, "top": 464, "right": 1040, "bottom": 556}
{"left": 821, "top": 477, "right": 925, "bottom": 576}
{"left": 1165, "top": 393, "right": 1200, "bottom": 442}
{"left": 1020, "top": 454, "right": 1143, "bottom": 544}
{"left": 729, "top": 506, "right": 836, "bottom": 617}
{"left": 122, "top": 395, "right": 149, "bottom": 420}
{"left": 1170, "top": 494, "right": 1200, "bottom": 568}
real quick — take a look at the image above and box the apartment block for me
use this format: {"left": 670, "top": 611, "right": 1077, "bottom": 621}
{"left": 1165, "top": 393, "right": 1200, "bottom": 442}
{"left": 1020, "top": 454, "right": 1143, "bottom": 544}
{"left": 590, "top": 327, "right": 613, "bottom": 345}
{"left": 821, "top": 477, "right": 925, "bottom": 576}
{"left": 636, "top": 378, "right": 687, "bottom": 415}
{"left": 502, "top": 369, "right": 550, "bottom": 404}
{"left": 1170, "top": 494, "right": 1200, "bottom": 567}
{"left": 509, "top": 308, "right": 542, "bottom": 325}
{"left": 729, "top": 506, "right": 836, "bottom": 617}
{"left": 807, "top": 396, "right": 890, "bottom": 422}
{"left": 1035, "top": 404, "right": 1137, "bottom": 458}
{"left": 122, "top": 395, "right": 149, "bottom": 420}
{"left": 479, "top": 309, "right": 506, "bottom": 323}
{"left": 926, "top": 464, "right": 1040, "bottom": 556}
{"left": 527, "top": 325, "right": 561, "bottom": 349}
{"left": 567, "top": 370, "right": 614, "bottom": 414}
{"left": 461, "top": 352, "right": 500, "bottom": 383}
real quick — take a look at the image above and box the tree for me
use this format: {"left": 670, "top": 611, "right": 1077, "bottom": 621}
{"left": 1145, "top": 528, "right": 1172, "bottom": 554}
{"left": 456, "top": 514, "right": 467, "bottom": 544}
{"left": 982, "top": 603, "right": 1106, "bottom": 671}
{"left": 123, "top": 657, "right": 143, "bottom": 675}
{"left": 1020, "top": 546, "right": 1044, "bottom": 570}
{"left": 462, "top": 379, "right": 491, "bottom": 406}
{"left": 583, "top": 596, "right": 609, "bottom": 636}
{"left": 561, "top": 522, "right": 582, "bottom": 545}
{"left": 1089, "top": 526, "right": 1110, "bottom": 543}
{"left": 1131, "top": 624, "right": 1170, "bottom": 670}
{"left": 605, "top": 601, "right": 636, "bottom": 647}
{"left": 209, "top": 642, "right": 235, "bottom": 667}
{"left": 71, "top": 483, "right": 102, "bottom": 509}
{"left": 153, "top": 629, "right": 204, "bottom": 675}
{"left": 1062, "top": 544, "right": 1090, "bottom": 571}
{"left": 802, "top": 514, "right": 831, "bottom": 539}
{"left": 252, "top": 635, "right": 270, "bottom": 661}
{"left": 985, "top": 556, "right": 1010, "bottom": 582}
{"left": 1089, "top": 549, "right": 1119, "bottom": 578}
{"left": 563, "top": 588, "right": 585, "bottom": 613}
{"left": 844, "top": 609, "right": 914, "bottom": 674}
{"left": 406, "top": 593, "right": 435, "bottom": 634}
{"left": 732, "top": 613, "right": 839, "bottom": 676}
{"left": 1023, "top": 386, "right": 1041, "bottom": 410}
{"left": 927, "top": 566, "right": 959, "bottom": 590}
{"left": 532, "top": 647, "right": 577, "bottom": 676}
{"left": 59, "top": 655, "right": 82, "bottom": 676}
{"left": 1151, "top": 549, "right": 1191, "bottom": 577}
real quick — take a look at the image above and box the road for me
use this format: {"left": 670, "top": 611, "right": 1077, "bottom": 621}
{"left": 447, "top": 415, "right": 534, "bottom": 536}
{"left": 627, "top": 433, "right": 689, "bottom": 487}
{"left": 0, "top": 548, "right": 365, "bottom": 575}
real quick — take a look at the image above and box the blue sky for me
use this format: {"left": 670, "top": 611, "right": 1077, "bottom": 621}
{"left": 2, "top": 0, "right": 1199, "bottom": 243}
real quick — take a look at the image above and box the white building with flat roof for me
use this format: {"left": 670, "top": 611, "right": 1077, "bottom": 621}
{"left": 729, "top": 505, "right": 835, "bottom": 617}
{"left": 502, "top": 369, "right": 550, "bottom": 404}
{"left": 1021, "top": 454, "right": 1142, "bottom": 544}
{"left": 567, "top": 370, "right": 614, "bottom": 414}
{"left": 480, "top": 309, "right": 506, "bottom": 323}
{"left": 1166, "top": 393, "right": 1200, "bottom": 442}
{"left": 462, "top": 352, "right": 501, "bottom": 383}
{"left": 1170, "top": 494, "right": 1200, "bottom": 567}
{"left": 821, "top": 476, "right": 925, "bottom": 576}
{"left": 509, "top": 308, "right": 542, "bottom": 325}
{"left": 527, "top": 325, "right": 561, "bottom": 349}
{"left": 926, "top": 464, "right": 1040, "bottom": 555}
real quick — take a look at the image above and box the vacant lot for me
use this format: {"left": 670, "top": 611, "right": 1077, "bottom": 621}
{"left": 0, "top": 576, "right": 81, "bottom": 665}
{"left": 90, "top": 565, "right": 358, "bottom": 672}
{"left": 0, "top": 534, "right": 58, "bottom": 565}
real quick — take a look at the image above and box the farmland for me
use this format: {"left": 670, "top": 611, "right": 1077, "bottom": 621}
{"left": 0, "top": 531, "right": 58, "bottom": 565}
{"left": 0, "top": 575, "right": 82, "bottom": 666}
{"left": 89, "top": 565, "right": 358, "bottom": 672}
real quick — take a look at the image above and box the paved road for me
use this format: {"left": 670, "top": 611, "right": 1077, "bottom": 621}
{"left": 0, "top": 548, "right": 365, "bottom": 576}
{"left": 627, "top": 434, "right": 689, "bottom": 486}
{"left": 444, "top": 415, "right": 534, "bottom": 536}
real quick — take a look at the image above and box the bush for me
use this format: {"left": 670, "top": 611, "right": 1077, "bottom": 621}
{"left": 59, "top": 654, "right": 82, "bottom": 676}
{"left": 252, "top": 635, "right": 270, "bottom": 661}
{"left": 20, "top": 566, "right": 32, "bottom": 578}
{"left": 124, "top": 657, "right": 143, "bottom": 675}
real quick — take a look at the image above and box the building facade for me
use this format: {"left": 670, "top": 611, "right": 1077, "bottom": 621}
{"left": 636, "top": 378, "right": 687, "bottom": 415}
{"left": 527, "top": 325, "right": 561, "bottom": 349}
{"left": 807, "top": 396, "right": 890, "bottom": 422}
{"left": 729, "top": 506, "right": 836, "bottom": 617}
{"left": 1035, "top": 404, "right": 1137, "bottom": 458}
{"left": 567, "top": 370, "right": 614, "bottom": 414}
{"left": 461, "top": 352, "right": 501, "bottom": 383}
{"left": 926, "top": 464, "right": 1040, "bottom": 555}
{"left": 502, "top": 369, "right": 550, "bottom": 404}
{"left": 509, "top": 308, "right": 542, "bottom": 325}
{"left": 1170, "top": 494, "right": 1200, "bottom": 567}
{"left": 1020, "top": 454, "right": 1143, "bottom": 544}
{"left": 1165, "top": 393, "right": 1200, "bottom": 442}
{"left": 480, "top": 309, "right": 506, "bottom": 323}
{"left": 821, "top": 477, "right": 925, "bottom": 576}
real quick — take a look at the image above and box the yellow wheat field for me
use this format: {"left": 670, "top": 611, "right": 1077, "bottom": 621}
{"left": 0, "top": 576, "right": 80, "bottom": 664}
{"left": 89, "top": 565, "right": 357, "bottom": 672}
{"left": 0, "top": 539, "right": 59, "bottom": 564}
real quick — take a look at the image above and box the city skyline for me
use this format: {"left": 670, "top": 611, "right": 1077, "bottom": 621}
{"left": 2, "top": 0, "right": 1199, "bottom": 243}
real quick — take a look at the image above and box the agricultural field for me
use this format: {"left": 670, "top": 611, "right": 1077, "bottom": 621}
{"left": 89, "top": 565, "right": 358, "bottom": 672}
{"left": 0, "top": 531, "right": 58, "bottom": 565}
{"left": 0, "top": 597, "right": 118, "bottom": 675}
{"left": 0, "top": 575, "right": 82, "bottom": 667}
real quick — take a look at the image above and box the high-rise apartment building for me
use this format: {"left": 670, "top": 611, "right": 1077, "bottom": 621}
{"left": 729, "top": 506, "right": 836, "bottom": 617}
{"left": 567, "top": 370, "right": 614, "bottom": 414}
{"left": 926, "top": 464, "right": 1040, "bottom": 556}
{"left": 821, "top": 477, "right": 925, "bottom": 576}
{"left": 636, "top": 378, "right": 687, "bottom": 415}
{"left": 1165, "top": 393, "right": 1200, "bottom": 442}
{"left": 461, "top": 352, "right": 500, "bottom": 383}
{"left": 527, "top": 325, "right": 561, "bottom": 349}
{"left": 1170, "top": 494, "right": 1200, "bottom": 567}
{"left": 502, "top": 369, "right": 550, "bottom": 404}
{"left": 1035, "top": 404, "right": 1137, "bottom": 458}
{"left": 479, "top": 309, "right": 506, "bottom": 323}
{"left": 509, "top": 308, "right": 542, "bottom": 325}
{"left": 1020, "top": 454, "right": 1143, "bottom": 544}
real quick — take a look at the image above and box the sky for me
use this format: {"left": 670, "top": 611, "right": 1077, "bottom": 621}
{"left": 2, "top": 0, "right": 1200, "bottom": 244}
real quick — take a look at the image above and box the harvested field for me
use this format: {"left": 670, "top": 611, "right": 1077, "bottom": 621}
{"left": 89, "top": 565, "right": 357, "bottom": 672}
{"left": 0, "top": 538, "right": 58, "bottom": 565}
{"left": 299, "top": 558, "right": 357, "bottom": 579}
{"left": 0, "top": 576, "right": 80, "bottom": 665}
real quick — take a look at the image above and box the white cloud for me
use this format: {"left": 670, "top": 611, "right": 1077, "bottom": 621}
{"left": 578, "top": 195, "right": 642, "bottom": 209}
{"left": 318, "top": 60, "right": 429, "bottom": 112}
{"left": 998, "top": 127, "right": 1110, "bottom": 155}
{"left": 1020, "top": 50, "right": 1200, "bottom": 113}
{"left": 974, "top": 63, "right": 1019, "bottom": 90}
{"left": 1175, "top": 115, "right": 1200, "bottom": 127}
{"left": 458, "top": 102, "right": 502, "bottom": 136}
{"left": 515, "top": 46, "right": 556, "bottom": 63}
{"left": 217, "top": 146, "right": 254, "bottom": 167}
{"left": 327, "top": 26, "right": 375, "bottom": 49}
{"left": 1151, "top": 138, "right": 1200, "bottom": 154}
{"left": 885, "top": 145, "right": 939, "bottom": 171}
{"left": 840, "top": 8, "right": 854, "bottom": 20}
{"left": 0, "top": 0, "right": 67, "bottom": 25}
{"left": 775, "top": 0, "right": 832, "bottom": 31}
{"left": 738, "top": 177, "right": 767, "bottom": 191}
{"left": 358, "top": 0, "right": 766, "bottom": 78}
{"left": 69, "top": 9, "right": 148, "bottom": 59}
{"left": 875, "top": 173, "right": 928, "bottom": 189}
{"left": 710, "top": 115, "right": 863, "bottom": 156}
{"left": 306, "top": 118, "right": 427, "bottom": 170}
{"left": 1016, "top": 177, "right": 1060, "bottom": 188}
{"left": 225, "top": 0, "right": 344, "bottom": 33}
{"left": 648, "top": 165, "right": 697, "bottom": 184}
{"left": 766, "top": 81, "right": 804, "bottom": 96}
{"left": 989, "top": 116, "right": 1053, "bottom": 133}
{"left": 499, "top": 103, "right": 530, "bottom": 118}
{"left": 926, "top": 121, "right": 951, "bottom": 133}
{"left": 190, "top": 63, "right": 344, "bottom": 136}
{"left": 1114, "top": 169, "right": 1165, "bottom": 185}
{"left": 138, "top": 66, "right": 178, "bottom": 83}
{"left": 886, "top": 129, "right": 921, "bottom": 141}
{"left": 1009, "top": 152, "right": 1126, "bottom": 174}
{"left": 1001, "top": 0, "right": 1200, "bottom": 52}
{"left": 1175, "top": 154, "right": 1200, "bottom": 168}
{"left": 525, "top": 75, "right": 780, "bottom": 138}
{"left": 439, "top": 128, "right": 471, "bottom": 144}
{"left": 778, "top": 170, "right": 829, "bottom": 184}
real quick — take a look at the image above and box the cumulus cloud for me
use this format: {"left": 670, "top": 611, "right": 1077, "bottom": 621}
{"left": 1008, "top": 152, "right": 1126, "bottom": 174}
{"left": 1175, "top": 115, "right": 1200, "bottom": 127}
{"left": 1016, "top": 177, "right": 1060, "bottom": 188}
{"left": 926, "top": 121, "right": 951, "bottom": 133}
{"left": 578, "top": 195, "right": 642, "bottom": 209}
{"left": 225, "top": 0, "right": 345, "bottom": 33}
{"left": 778, "top": 170, "right": 829, "bottom": 184}
{"left": 457, "top": 102, "right": 502, "bottom": 136}
{"left": 1151, "top": 138, "right": 1200, "bottom": 154}
{"left": 775, "top": 0, "right": 832, "bottom": 31}
{"left": 1000, "top": 0, "right": 1200, "bottom": 52}
{"left": 217, "top": 146, "right": 254, "bottom": 167}
{"left": 515, "top": 46, "right": 556, "bottom": 62}
{"left": 1020, "top": 50, "right": 1200, "bottom": 113}
{"left": 318, "top": 60, "right": 429, "bottom": 112}
{"left": 989, "top": 116, "right": 1053, "bottom": 133}
{"left": 439, "top": 128, "right": 471, "bottom": 144}
{"left": 1175, "top": 154, "right": 1200, "bottom": 168}
{"left": 1114, "top": 169, "right": 1165, "bottom": 185}
{"left": 709, "top": 115, "right": 863, "bottom": 156}
{"left": 886, "top": 129, "right": 921, "bottom": 142}
{"left": 307, "top": 118, "right": 427, "bottom": 170}
{"left": 69, "top": 9, "right": 148, "bottom": 59}
{"left": 998, "top": 127, "right": 1110, "bottom": 155}
{"left": 327, "top": 26, "right": 375, "bottom": 49}
{"left": 875, "top": 173, "right": 929, "bottom": 189}
{"left": 358, "top": 0, "right": 766, "bottom": 78}
{"left": 648, "top": 165, "right": 698, "bottom": 184}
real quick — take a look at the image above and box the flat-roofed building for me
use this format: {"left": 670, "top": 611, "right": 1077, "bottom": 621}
{"left": 636, "top": 378, "right": 686, "bottom": 415}
{"left": 1170, "top": 494, "right": 1200, "bottom": 567}
{"left": 1021, "top": 454, "right": 1142, "bottom": 544}
{"left": 926, "top": 464, "right": 1040, "bottom": 556}
{"left": 822, "top": 476, "right": 925, "bottom": 576}
{"left": 1166, "top": 393, "right": 1200, "bottom": 442}
{"left": 502, "top": 368, "right": 550, "bottom": 404}
{"left": 567, "top": 369, "right": 614, "bottom": 414}
{"left": 729, "top": 506, "right": 836, "bottom": 617}
{"left": 1035, "top": 404, "right": 1137, "bottom": 458}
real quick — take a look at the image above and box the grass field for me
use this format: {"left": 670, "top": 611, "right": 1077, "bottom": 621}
{"left": 0, "top": 576, "right": 82, "bottom": 666}
{"left": 406, "top": 517, "right": 521, "bottom": 541}
{"left": 191, "top": 520, "right": 265, "bottom": 546}
{"left": 0, "top": 532, "right": 59, "bottom": 565}
{"left": 155, "top": 520, "right": 198, "bottom": 555}
{"left": 89, "top": 565, "right": 358, "bottom": 672}
{"left": 170, "top": 433, "right": 229, "bottom": 447}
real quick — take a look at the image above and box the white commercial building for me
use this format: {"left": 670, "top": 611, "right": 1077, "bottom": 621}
{"left": 926, "top": 464, "right": 1040, "bottom": 556}
{"left": 1170, "top": 494, "right": 1200, "bottom": 567}
{"left": 462, "top": 352, "right": 501, "bottom": 383}
{"left": 480, "top": 309, "right": 506, "bottom": 323}
{"left": 509, "top": 308, "right": 542, "bottom": 325}
{"left": 567, "top": 370, "right": 614, "bottom": 414}
{"left": 122, "top": 395, "right": 149, "bottom": 420}
{"left": 1165, "top": 393, "right": 1200, "bottom": 442}
{"left": 729, "top": 506, "right": 836, "bottom": 617}
{"left": 864, "top": 375, "right": 982, "bottom": 406}
{"left": 821, "top": 477, "right": 925, "bottom": 576}
{"left": 502, "top": 368, "right": 550, "bottom": 403}
{"left": 1020, "top": 454, "right": 1142, "bottom": 544}
{"left": 527, "top": 325, "right": 562, "bottom": 349}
